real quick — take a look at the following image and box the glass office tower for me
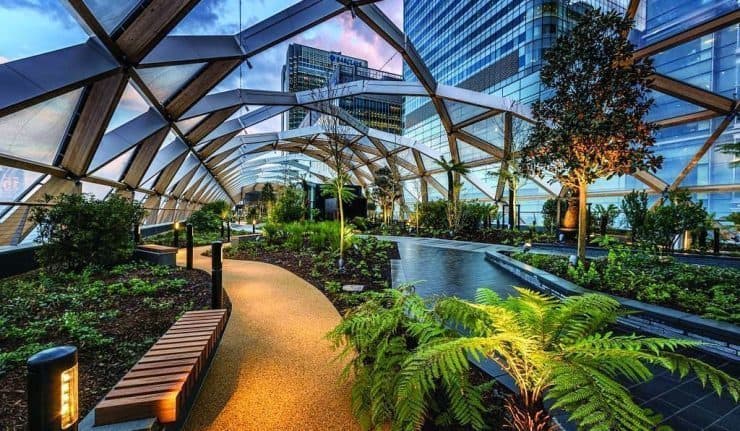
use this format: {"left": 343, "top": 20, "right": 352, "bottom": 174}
{"left": 402, "top": 0, "right": 738, "bottom": 218}
{"left": 282, "top": 44, "right": 404, "bottom": 134}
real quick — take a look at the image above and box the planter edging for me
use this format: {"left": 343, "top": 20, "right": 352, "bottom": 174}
{"left": 484, "top": 248, "right": 740, "bottom": 361}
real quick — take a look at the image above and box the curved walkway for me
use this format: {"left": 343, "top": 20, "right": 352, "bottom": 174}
{"left": 176, "top": 246, "right": 359, "bottom": 431}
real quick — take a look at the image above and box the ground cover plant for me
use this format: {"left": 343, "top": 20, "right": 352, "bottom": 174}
{"left": 0, "top": 262, "right": 211, "bottom": 429}
{"left": 330, "top": 286, "right": 739, "bottom": 431}
{"left": 220, "top": 221, "right": 398, "bottom": 313}
{"left": 511, "top": 243, "right": 740, "bottom": 324}
{"left": 145, "top": 229, "right": 222, "bottom": 248}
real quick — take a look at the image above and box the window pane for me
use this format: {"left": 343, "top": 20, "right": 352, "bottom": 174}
{"left": 0, "top": 88, "right": 82, "bottom": 164}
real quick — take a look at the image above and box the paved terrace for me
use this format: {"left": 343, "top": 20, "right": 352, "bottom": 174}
{"left": 381, "top": 235, "right": 739, "bottom": 431}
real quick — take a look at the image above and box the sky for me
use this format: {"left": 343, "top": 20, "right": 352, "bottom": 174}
{"left": 0, "top": 0, "right": 405, "bottom": 134}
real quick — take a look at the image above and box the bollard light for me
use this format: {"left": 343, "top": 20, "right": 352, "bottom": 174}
{"left": 186, "top": 223, "right": 194, "bottom": 270}
{"left": 252, "top": 219, "right": 256, "bottom": 234}
{"left": 27, "top": 346, "right": 79, "bottom": 431}
{"left": 522, "top": 242, "right": 532, "bottom": 253}
{"left": 173, "top": 222, "right": 180, "bottom": 248}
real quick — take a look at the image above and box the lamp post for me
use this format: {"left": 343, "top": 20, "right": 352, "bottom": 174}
{"left": 173, "top": 222, "right": 180, "bottom": 248}
{"left": 211, "top": 241, "right": 223, "bottom": 309}
{"left": 186, "top": 223, "right": 194, "bottom": 270}
{"left": 27, "top": 346, "right": 79, "bottom": 431}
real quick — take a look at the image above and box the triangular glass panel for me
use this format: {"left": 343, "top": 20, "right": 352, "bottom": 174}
{"left": 106, "top": 81, "right": 151, "bottom": 132}
{"left": 462, "top": 116, "right": 505, "bottom": 147}
{"left": 83, "top": 0, "right": 142, "bottom": 33}
{"left": 81, "top": 181, "right": 112, "bottom": 199}
{"left": 0, "top": 168, "right": 43, "bottom": 219}
{"left": 137, "top": 63, "right": 208, "bottom": 103}
{"left": 444, "top": 100, "right": 490, "bottom": 125}
{"left": 142, "top": 133, "right": 189, "bottom": 182}
{"left": 89, "top": 147, "right": 136, "bottom": 182}
{"left": 653, "top": 118, "right": 735, "bottom": 187}
{"left": 0, "top": 88, "right": 82, "bottom": 165}
{"left": 170, "top": 154, "right": 200, "bottom": 188}
{"left": 646, "top": 90, "right": 711, "bottom": 123}
{"left": 0, "top": 3, "right": 87, "bottom": 62}
{"left": 396, "top": 164, "right": 415, "bottom": 178}
{"left": 457, "top": 139, "right": 493, "bottom": 163}
{"left": 630, "top": 1, "right": 736, "bottom": 50}
{"left": 175, "top": 114, "right": 208, "bottom": 135}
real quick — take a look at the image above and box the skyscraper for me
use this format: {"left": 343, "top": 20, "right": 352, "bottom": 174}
{"left": 402, "top": 0, "right": 738, "bottom": 217}
{"left": 282, "top": 43, "right": 404, "bottom": 134}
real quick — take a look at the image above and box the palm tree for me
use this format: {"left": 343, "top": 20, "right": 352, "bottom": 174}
{"left": 435, "top": 156, "right": 470, "bottom": 231}
{"left": 398, "top": 288, "right": 739, "bottom": 431}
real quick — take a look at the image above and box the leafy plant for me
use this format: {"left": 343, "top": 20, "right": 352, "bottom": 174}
{"left": 371, "top": 167, "right": 402, "bottom": 224}
{"left": 322, "top": 175, "right": 356, "bottom": 269}
{"left": 592, "top": 204, "right": 620, "bottom": 236}
{"left": 542, "top": 198, "right": 567, "bottom": 233}
{"left": 402, "top": 288, "right": 739, "bottom": 431}
{"left": 435, "top": 156, "right": 470, "bottom": 232}
{"left": 32, "top": 193, "right": 146, "bottom": 271}
{"left": 328, "top": 286, "right": 493, "bottom": 431}
{"left": 271, "top": 186, "right": 306, "bottom": 223}
{"left": 620, "top": 190, "right": 649, "bottom": 242}
{"left": 643, "top": 189, "right": 707, "bottom": 252}
{"left": 520, "top": 9, "right": 662, "bottom": 262}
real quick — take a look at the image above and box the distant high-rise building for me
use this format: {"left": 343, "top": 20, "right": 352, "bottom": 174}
{"left": 281, "top": 43, "right": 404, "bottom": 134}
{"left": 403, "top": 0, "right": 738, "bottom": 216}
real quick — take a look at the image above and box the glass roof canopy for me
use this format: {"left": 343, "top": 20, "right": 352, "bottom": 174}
{"left": 0, "top": 0, "right": 737, "bottom": 246}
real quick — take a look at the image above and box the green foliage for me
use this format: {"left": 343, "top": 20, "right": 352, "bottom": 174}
{"left": 542, "top": 198, "right": 567, "bottom": 232}
{"left": 0, "top": 261, "right": 197, "bottom": 375}
{"left": 621, "top": 190, "right": 649, "bottom": 240}
{"left": 187, "top": 199, "right": 231, "bottom": 232}
{"left": 371, "top": 167, "right": 402, "bottom": 223}
{"left": 418, "top": 200, "right": 449, "bottom": 231}
{"left": 726, "top": 212, "right": 740, "bottom": 228}
{"left": 520, "top": 9, "right": 661, "bottom": 261}
{"left": 458, "top": 201, "right": 496, "bottom": 233}
{"left": 31, "top": 193, "right": 146, "bottom": 272}
{"left": 351, "top": 216, "right": 368, "bottom": 231}
{"left": 643, "top": 190, "right": 708, "bottom": 251}
{"left": 327, "top": 286, "right": 494, "bottom": 430}
{"left": 271, "top": 186, "right": 306, "bottom": 223}
{"left": 513, "top": 246, "right": 740, "bottom": 324}
{"left": 592, "top": 204, "right": 620, "bottom": 236}
{"left": 258, "top": 221, "right": 354, "bottom": 252}
{"left": 402, "top": 287, "right": 739, "bottom": 431}
{"left": 145, "top": 229, "right": 221, "bottom": 247}
{"left": 187, "top": 208, "right": 222, "bottom": 232}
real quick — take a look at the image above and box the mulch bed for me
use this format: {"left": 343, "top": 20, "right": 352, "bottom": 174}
{"left": 224, "top": 242, "right": 400, "bottom": 314}
{"left": 0, "top": 266, "right": 213, "bottom": 430}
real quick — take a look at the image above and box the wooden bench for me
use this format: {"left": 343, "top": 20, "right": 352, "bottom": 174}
{"left": 94, "top": 309, "right": 228, "bottom": 426}
{"left": 134, "top": 244, "right": 178, "bottom": 266}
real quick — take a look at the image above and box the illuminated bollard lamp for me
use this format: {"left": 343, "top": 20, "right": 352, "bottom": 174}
{"left": 27, "top": 346, "right": 79, "bottom": 431}
{"left": 252, "top": 219, "right": 256, "bottom": 234}
{"left": 173, "top": 221, "right": 181, "bottom": 248}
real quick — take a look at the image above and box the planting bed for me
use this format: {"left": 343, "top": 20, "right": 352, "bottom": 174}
{"left": 0, "top": 262, "right": 212, "bottom": 430}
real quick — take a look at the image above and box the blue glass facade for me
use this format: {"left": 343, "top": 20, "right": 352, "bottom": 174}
{"left": 402, "top": 0, "right": 739, "bottom": 217}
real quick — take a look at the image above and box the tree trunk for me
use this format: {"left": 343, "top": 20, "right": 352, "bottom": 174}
{"left": 504, "top": 395, "right": 556, "bottom": 431}
{"left": 338, "top": 184, "right": 345, "bottom": 270}
{"left": 577, "top": 182, "right": 588, "bottom": 262}
{"left": 447, "top": 171, "right": 454, "bottom": 204}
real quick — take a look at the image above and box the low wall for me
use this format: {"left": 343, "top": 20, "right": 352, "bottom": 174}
{"left": 485, "top": 249, "right": 740, "bottom": 361}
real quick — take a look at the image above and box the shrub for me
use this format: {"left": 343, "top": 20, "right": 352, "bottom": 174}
{"left": 458, "top": 201, "right": 495, "bottom": 232}
{"left": 418, "top": 200, "right": 448, "bottom": 230}
{"left": 187, "top": 208, "right": 222, "bottom": 232}
{"left": 271, "top": 186, "right": 305, "bottom": 223}
{"left": 32, "top": 193, "right": 146, "bottom": 272}
{"left": 542, "top": 198, "right": 567, "bottom": 233}
{"left": 642, "top": 189, "right": 707, "bottom": 251}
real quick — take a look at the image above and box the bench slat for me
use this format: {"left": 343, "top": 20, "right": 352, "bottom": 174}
{"left": 94, "top": 309, "right": 227, "bottom": 426}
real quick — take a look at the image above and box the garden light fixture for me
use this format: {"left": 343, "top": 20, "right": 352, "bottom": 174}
{"left": 27, "top": 346, "right": 79, "bottom": 431}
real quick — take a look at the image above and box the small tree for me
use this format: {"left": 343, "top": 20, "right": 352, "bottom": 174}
{"left": 643, "top": 189, "right": 707, "bottom": 252}
{"left": 542, "top": 198, "right": 567, "bottom": 233}
{"left": 271, "top": 186, "right": 305, "bottom": 223}
{"left": 260, "top": 182, "right": 275, "bottom": 219}
{"left": 371, "top": 166, "right": 402, "bottom": 224}
{"left": 32, "top": 193, "right": 146, "bottom": 272}
{"left": 621, "top": 190, "right": 649, "bottom": 242}
{"left": 520, "top": 9, "right": 662, "bottom": 262}
{"left": 435, "top": 156, "right": 470, "bottom": 232}
{"left": 593, "top": 203, "right": 620, "bottom": 236}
